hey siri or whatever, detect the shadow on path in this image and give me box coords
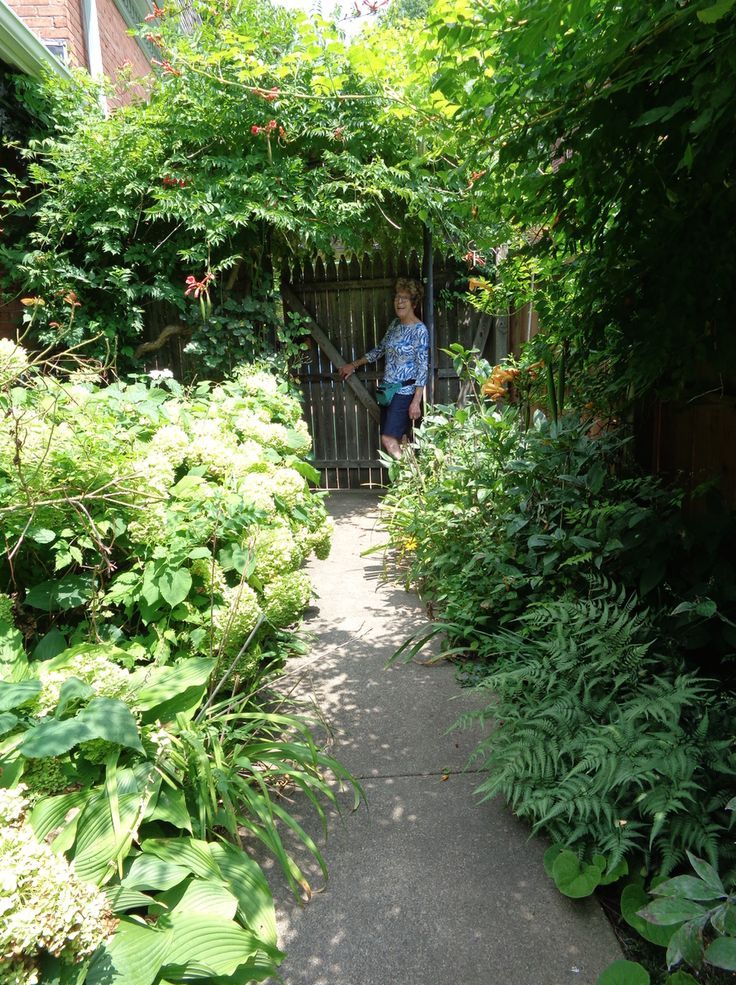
[260,490,621,985]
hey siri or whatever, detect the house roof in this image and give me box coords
[0,0,72,79]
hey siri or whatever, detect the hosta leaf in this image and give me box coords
[73,791,142,885]
[170,879,239,919]
[160,913,263,976]
[141,837,221,880]
[30,788,91,841]
[697,0,736,23]
[33,628,69,662]
[704,937,736,971]
[87,918,174,985]
[146,785,192,832]
[596,959,650,984]
[0,678,40,711]
[131,658,214,713]
[20,697,143,758]
[0,711,18,736]
[0,623,29,681]
[122,854,191,892]
[104,886,156,913]
[55,677,94,718]
[551,849,602,898]
[24,575,95,612]
[210,841,277,947]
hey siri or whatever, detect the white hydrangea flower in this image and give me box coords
[0,340,29,387]
[271,467,307,506]
[130,452,175,499]
[186,419,241,476]
[126,503,168,546]
[238,369,280,397]
[0,820,114,965]
[306,517,334,561]
[148,369,174,381]
[0,956,40,985]
[262,571,312,628]
[228,441,271,478]
[252,524,303,582]
[247,419,291,454]
[150,424,190,466]
[0,785,29,827]
[213,583,263,659]
[36,653,131,717]
[190,557,228,600]
[236,473,277,515]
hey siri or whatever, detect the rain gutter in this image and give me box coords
[0,0,72,79]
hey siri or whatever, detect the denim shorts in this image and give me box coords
[381,392,414,438]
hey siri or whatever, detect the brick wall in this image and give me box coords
[97,0,151,80]
[7,0,152,81]
[7,0,89,68]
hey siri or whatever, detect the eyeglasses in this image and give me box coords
[394,294,413,302]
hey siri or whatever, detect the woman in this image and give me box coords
[339,278,429,459]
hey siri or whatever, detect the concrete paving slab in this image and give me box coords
[262,489,622,984]
[268,776,618,985]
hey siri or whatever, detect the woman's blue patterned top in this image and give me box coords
[364,319,429,395]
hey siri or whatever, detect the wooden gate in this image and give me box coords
[282,252,503,489]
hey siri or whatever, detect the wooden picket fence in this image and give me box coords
[281,251,503,489]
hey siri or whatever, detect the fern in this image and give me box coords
[463,589,736,875]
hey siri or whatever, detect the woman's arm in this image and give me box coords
[339,334,387,380]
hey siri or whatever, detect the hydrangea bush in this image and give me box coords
[0,354,332,677]
[0,356,352,985]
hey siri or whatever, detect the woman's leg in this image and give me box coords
[380,394,412,459]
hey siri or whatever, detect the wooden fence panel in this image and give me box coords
[285,251,495,489]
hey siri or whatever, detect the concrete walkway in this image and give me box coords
[264,490,621,985]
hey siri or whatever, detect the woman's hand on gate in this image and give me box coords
[339,362,355,380]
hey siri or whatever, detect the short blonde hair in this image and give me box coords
[395,277,424,304]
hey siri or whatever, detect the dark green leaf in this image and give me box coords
[551,849,602,898]
[0,678,41,711]
[704,937,736,971]
[24,575,96,612]
[596,959,650,984]
[157,569,192,608]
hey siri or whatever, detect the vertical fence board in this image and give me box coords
[287,250,483,488]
